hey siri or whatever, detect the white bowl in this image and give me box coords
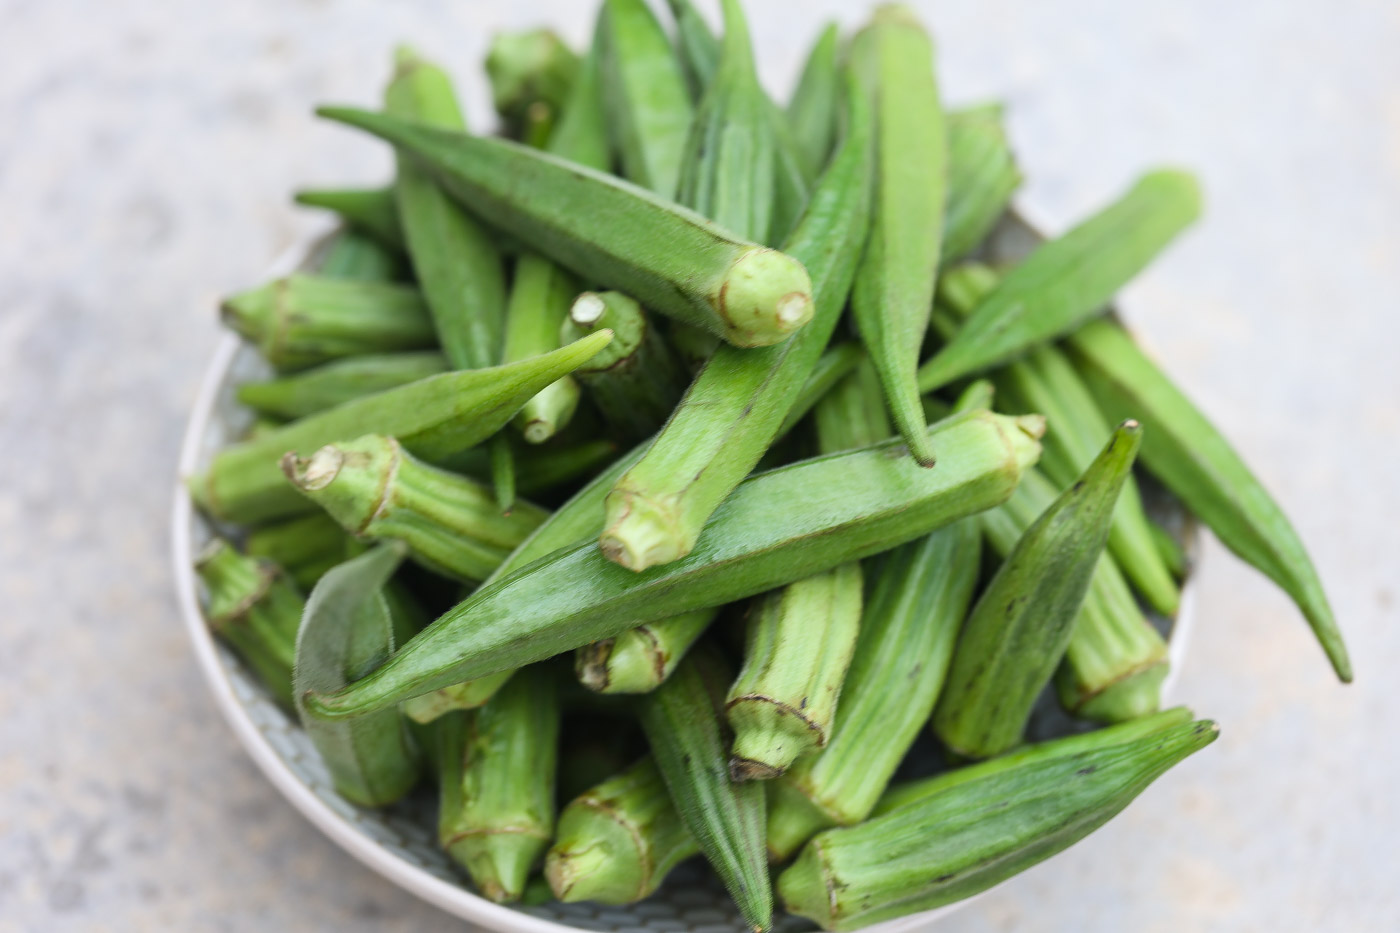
[171,218,1197,933]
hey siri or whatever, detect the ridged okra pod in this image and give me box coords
[786,24,842,181]
[319,107,813,349]
[293,544,422,807]
[938,262,1180,616]
[236,351,448,421]
[934,422,1142,759]
[316,229,405,282]
[294,187,404,250]
[980,466,1170,723]
[846,5,947,467]
[597,67,874,572]
[765,517,980,862]
[485,29,580,146]
[435,667,560,902]
[775,343,865,440]
[281,435,548,583]
[562,291,686,441]
[244,511,351,592]
[638,646,771,931]
[304,409,1042,719]
[221,275,436,372]
[1066,317,1352,682]
[941,104,1020,262]
[778,718,1219,930]
[576,608,718,695]
[545,756,699,904]
[195,539,304,710]
[188,330,612,524]
[917,169,1202,391]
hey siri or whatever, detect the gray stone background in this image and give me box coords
[2,0,1396,930]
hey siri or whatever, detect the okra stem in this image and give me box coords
[576,607,718,695]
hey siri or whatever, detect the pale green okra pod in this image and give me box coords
[485,28,580,146]
[236,351,449,421]
[294,187,404,250]
[576,607,718,695]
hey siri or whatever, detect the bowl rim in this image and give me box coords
[171,222,1197,933]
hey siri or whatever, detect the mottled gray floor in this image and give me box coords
[1,1,1397,931]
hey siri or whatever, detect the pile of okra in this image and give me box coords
[191,1,1350,929]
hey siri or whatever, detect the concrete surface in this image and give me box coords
[1,0,1397,930]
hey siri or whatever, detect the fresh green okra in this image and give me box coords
[598,67,873,571]
[1066,317,1351,682]
[319,108,813,349]
[813,356,893,453]
[189,330,613,524]
[727,562,862,781]
[545,756,699,904]
[221,275,437,372]
[293,544,422,807]
[776,343,865,440]
[435,667,560,903]
[576,608,718,695]
[236,351,449,421]
[304,409,1041,720]
[847,5,946,468]
[786,23,842,181]
[316,229,406,282]
[639,646,771,932]
[917,169,1202,391]
[561,291,686,441]
[940,104,1021,262]
[431,438,619,499]
[937,262,1180,616]
[244,511,351,592]
[765,517,981,862]
[778,718,1219,931]
[600,0,695,200]
[294,187,404,250]
[281,434,548,583]
[663,0,719,96]
[934,422,1142,759]
[195,539,304,710]
[485,29,580,146]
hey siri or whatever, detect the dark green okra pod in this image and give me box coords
[195,540,304,710]
[221,275,436,372]
[281,435,547,583]
[294,187,404,250]
[236,351,449,421]
[934,422,1143,759]
[305,409,1041,719]
[545,756,699,904]
[485,29,580,146]
[639,646,771,932]
[244,512,351,591]
[917,169,1202,391]
[598,66,874,571]
[1066,316,1352,682]
[778,718,1219,931]
[316,229,406,282]
[293,544,422,807]
[189,330,613,525]
[435,667,560,903]
[561,291,686,441]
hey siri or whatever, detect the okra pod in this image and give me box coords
[304,408,1041,719]
[319,107,814,349]
[638,646,771,932]
[934,422,1142,758]
[600,0,694,199]
[778,718,1218,930]
[917,169,1202,391]
[941,104,1021,262]
[244,511,351,592]
[189,330,613,524]
[316,228,406,282]
[561,291,686,441]
[436,667,560,902]
[485,29,580,146]
[220,275,437,372]
[598,66,874,571]
[786,24,841,181]
[938,262,1180,616]
[195,539,304,710]
[294,187,404,250]
[663,0,719,96]
[847,5,947,467]
[1066,317,1351,682]
[281,435,547,583]
[545,756,699,904]
[576,607,718,695]
[813,355,893,453]
[293,544,422,807]
[236,351,449,421]
[775,343,865,440]
[765,517,980,862]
